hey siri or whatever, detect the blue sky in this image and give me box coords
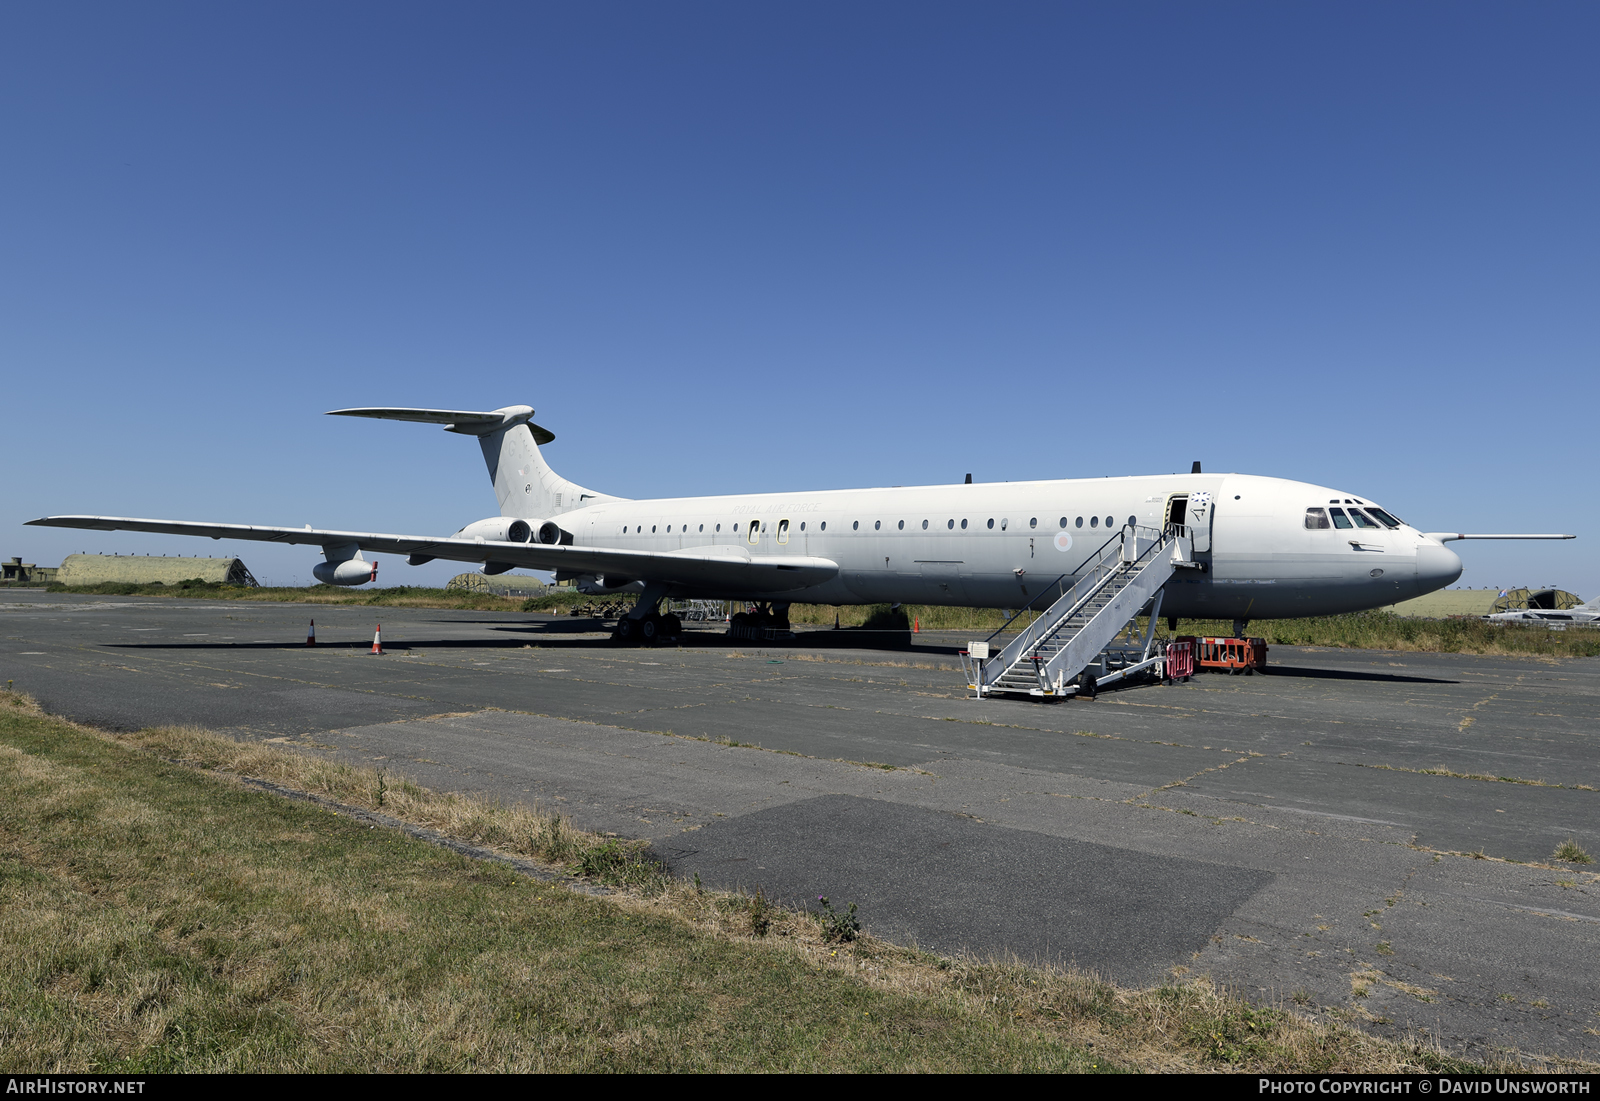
[4,2,1595,594]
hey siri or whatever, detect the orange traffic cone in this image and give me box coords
[913,617,920,633]
[369,623,384,655]
[306,619,316,646]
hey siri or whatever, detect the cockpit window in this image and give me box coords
[1304,508,1330,529]
[1364,507,1403,528]
[1328,507,1354,529]
[1347,508,1380,529]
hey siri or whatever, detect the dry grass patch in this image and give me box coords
[3,690,1592,1073]
[1553,839,1595,865]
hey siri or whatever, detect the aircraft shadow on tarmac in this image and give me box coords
[1257,664,1456,685]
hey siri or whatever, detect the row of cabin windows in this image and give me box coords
[620,514,1140,537]
[1304,504,1404,531]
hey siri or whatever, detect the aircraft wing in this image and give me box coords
[26,515,838,593]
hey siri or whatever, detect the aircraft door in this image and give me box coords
[747,520,763,546]
[1188,491,1213,553]
[1165,495,1189,532]
[776,518,790,546]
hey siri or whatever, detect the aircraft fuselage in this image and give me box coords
[560,472,1464,617]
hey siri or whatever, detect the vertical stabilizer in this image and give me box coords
[478,422,621,519]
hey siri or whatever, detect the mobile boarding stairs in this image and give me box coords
[959,523,1202,699]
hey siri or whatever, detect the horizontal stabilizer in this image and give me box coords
[327,406,555,444]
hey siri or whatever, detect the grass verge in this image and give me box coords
[4,691,1581,1073]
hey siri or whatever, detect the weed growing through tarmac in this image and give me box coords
[578,838,667,893]
[1553,838,1595,865]
[815,896,861,943]
[746,886,774,937]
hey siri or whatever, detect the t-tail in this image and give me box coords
[326,405,624,519]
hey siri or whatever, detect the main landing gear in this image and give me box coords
[614,611,683,645]
[611,582,682,647]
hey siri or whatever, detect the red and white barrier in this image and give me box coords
[1165,638,1195,681]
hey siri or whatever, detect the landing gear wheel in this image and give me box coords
[638,614,661,644]
[615,617,638,644]
[1077,669,1097,699]
[660,613,682,639]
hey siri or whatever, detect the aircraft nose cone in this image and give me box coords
[1416,542,1463,594]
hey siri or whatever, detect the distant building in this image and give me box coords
[446,572,549,597]
[1,557,58,586]
[1383,587,1583,618]
[54,554,258,587]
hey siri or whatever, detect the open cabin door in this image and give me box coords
[1166,492,1213,553]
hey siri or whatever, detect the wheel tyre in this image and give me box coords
[1078,670,1097,699]
[616,618,637,643]
[661,613,682,637]
[639,615,660,643]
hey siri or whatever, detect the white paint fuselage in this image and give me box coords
[559,472,1464,617]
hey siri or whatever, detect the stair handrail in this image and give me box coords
[982,574,1070,646]
[981,522,1135,647]
[985,524,1173,684]
[988,529,1140,675]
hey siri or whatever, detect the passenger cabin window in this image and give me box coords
[1328,508,1353,529]
[1365,507,1403,528]
[1090,516,1099,528]
[1305,508,1330,529]
[1348,509,1380,529]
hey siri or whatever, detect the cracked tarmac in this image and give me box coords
[3,590,1598,1062]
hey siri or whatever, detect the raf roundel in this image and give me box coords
[1053,532,1073,552]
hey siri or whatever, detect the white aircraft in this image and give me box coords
[29,404,1575,643]
[1485,596,1600,626]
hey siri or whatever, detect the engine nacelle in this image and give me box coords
[313,558,378,586]
[454,516,566,544]
[455,517,534,544]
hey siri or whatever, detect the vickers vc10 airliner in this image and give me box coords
[30,405,1573,643]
